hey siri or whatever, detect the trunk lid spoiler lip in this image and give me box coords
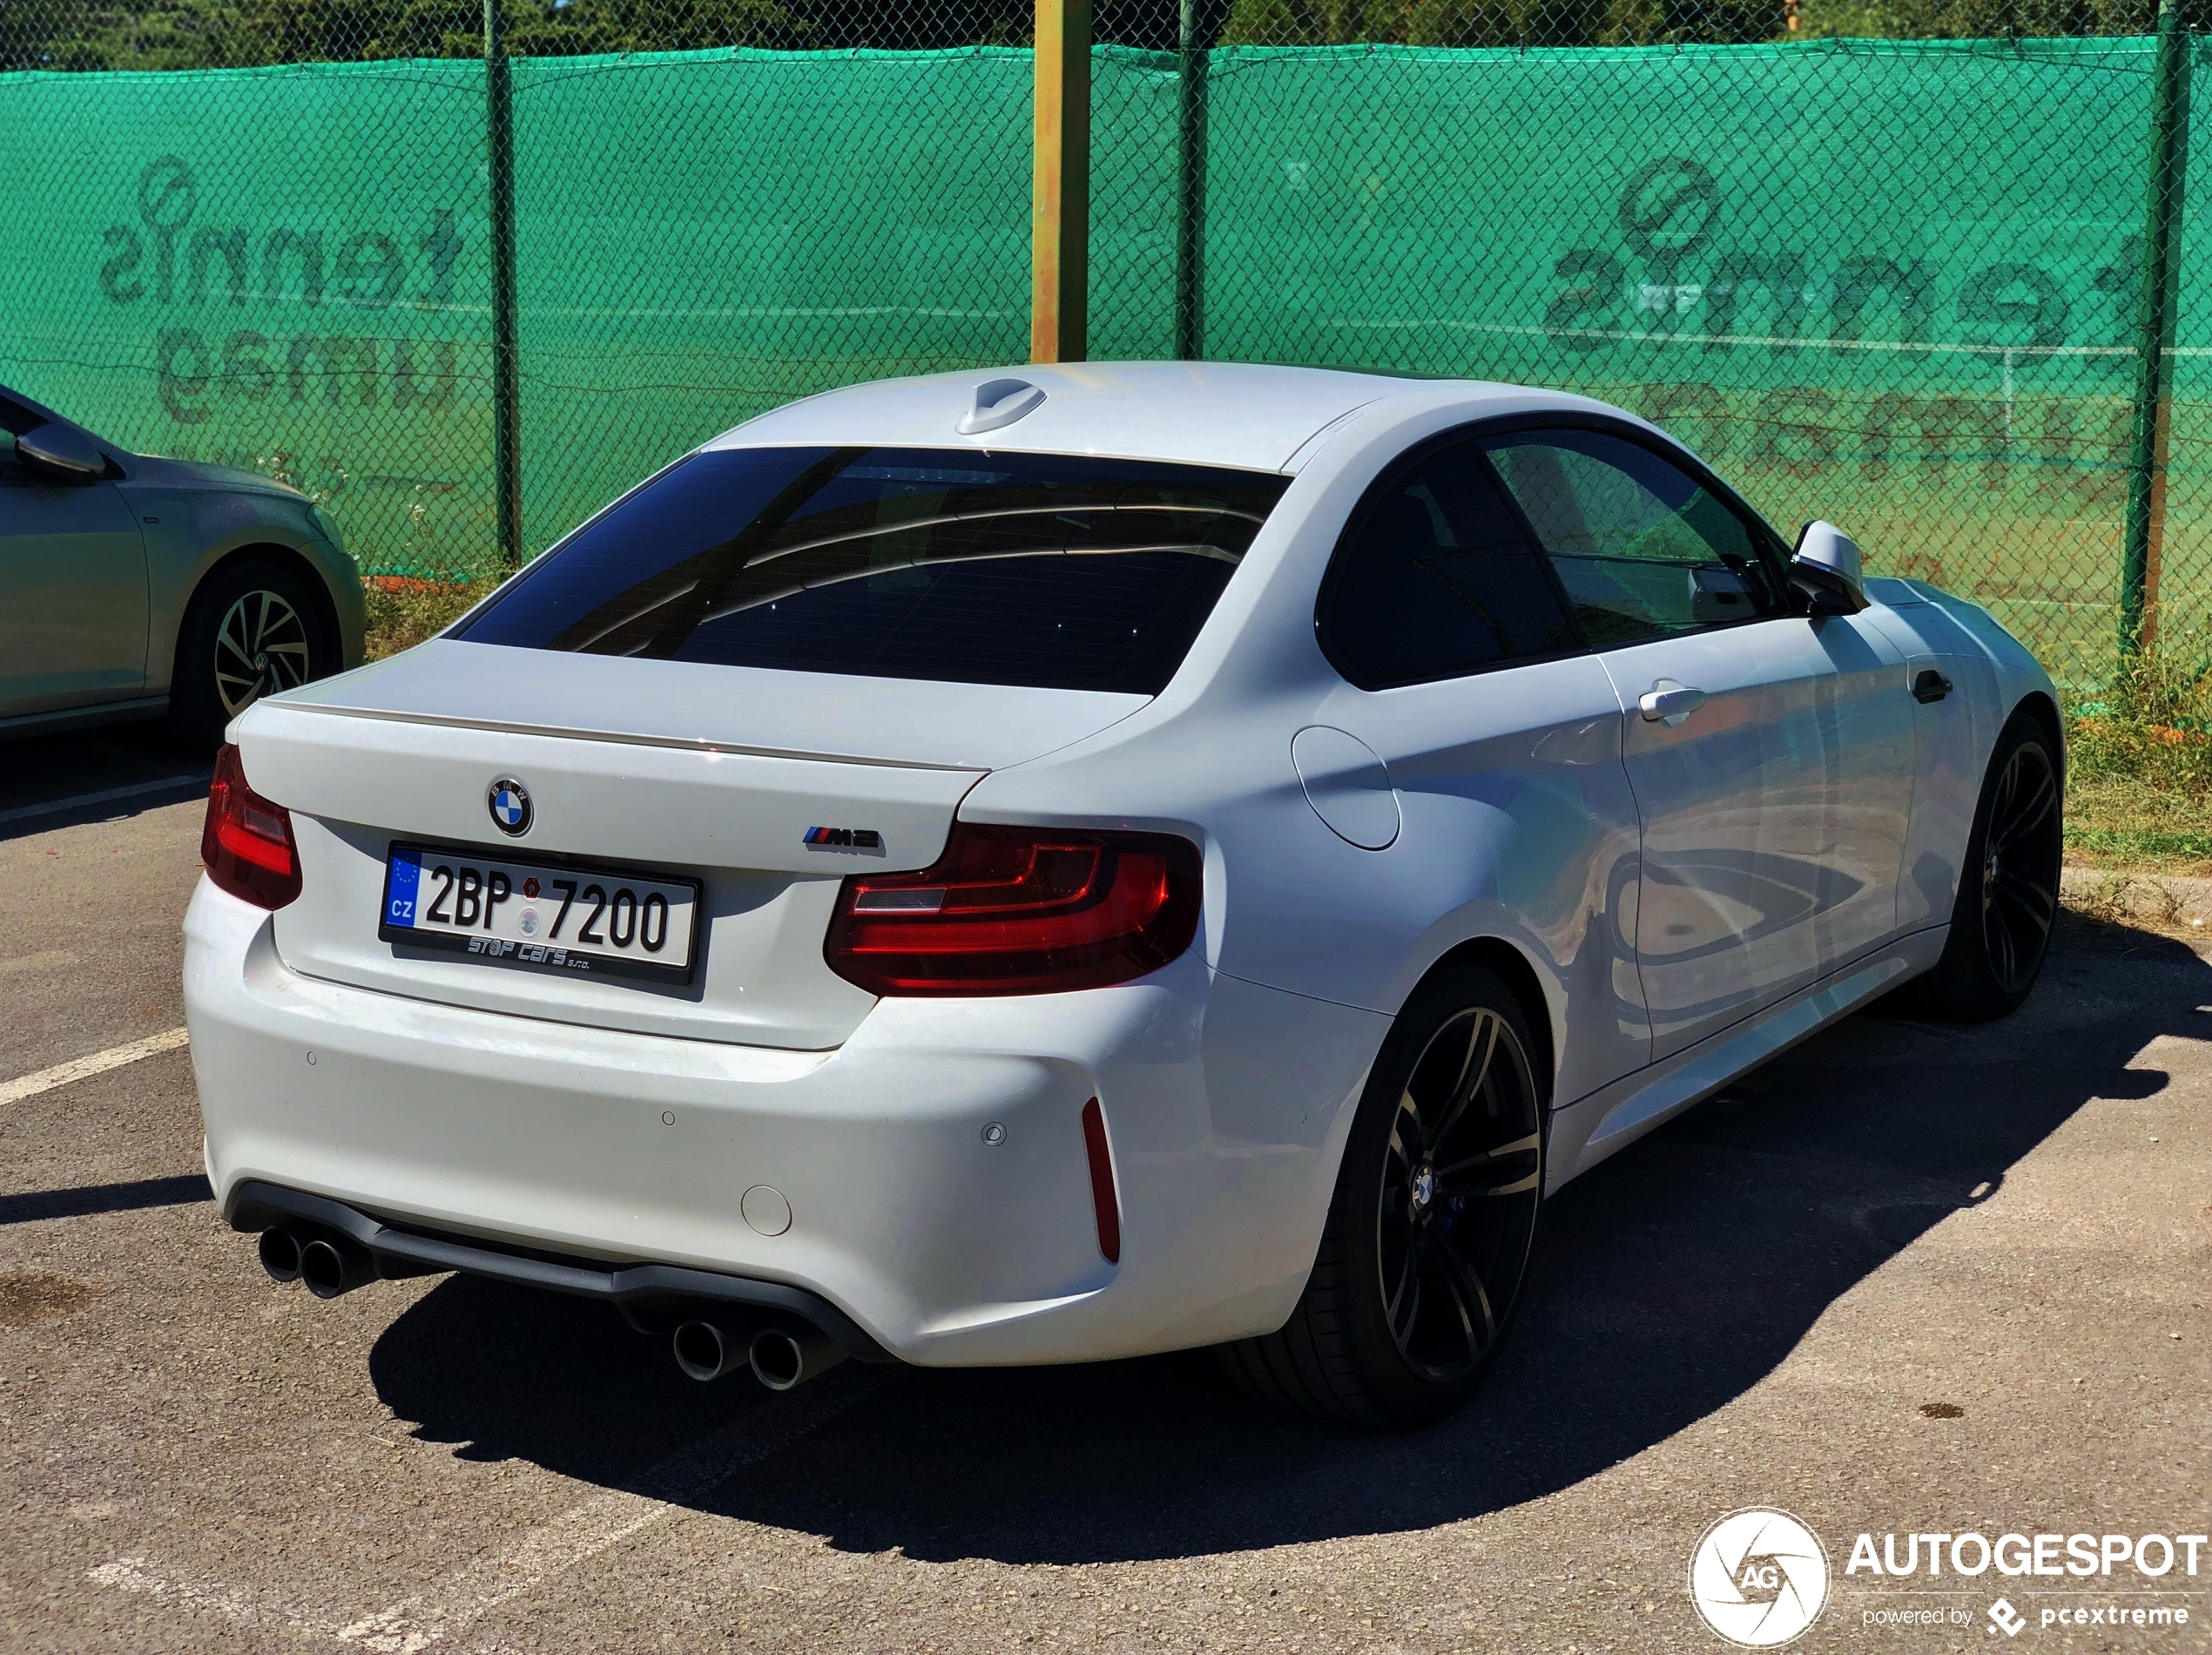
[255,639,1154,773]
[262,699,991,774]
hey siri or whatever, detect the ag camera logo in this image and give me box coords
[1690,1507,1831,1647]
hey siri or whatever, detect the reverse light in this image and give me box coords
[201,744,302,909]
[824,822,1202,996]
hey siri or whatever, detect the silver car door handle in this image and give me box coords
[1638,682,1709,726]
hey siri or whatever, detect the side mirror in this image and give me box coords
[1791,519,1866,614]
[17,422,108,483]
[1688,564,1754,625]
[1804,584,1858,617]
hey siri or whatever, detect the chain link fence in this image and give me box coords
[0,0,2198,684]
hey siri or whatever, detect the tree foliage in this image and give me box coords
[1216,0,2154,44]
[0,0,2167,71]
[2,0,1036,67]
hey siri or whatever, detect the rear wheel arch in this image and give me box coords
[1220,947,1551,1423]
[1414,936,1560,1113]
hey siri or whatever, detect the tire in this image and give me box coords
[1217,962,1547,1426]
[166,559,327,753]
[1906,708,2064,1021]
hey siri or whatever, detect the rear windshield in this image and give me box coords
[454,446,1291,695]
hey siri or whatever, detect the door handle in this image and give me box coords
[1638,681,1708,726]
[1912,668,1953,705]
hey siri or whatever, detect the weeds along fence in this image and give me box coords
[0,0,2202,685]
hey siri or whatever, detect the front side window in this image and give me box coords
[1317,442,1576,688]
[1483,429,1781,645]
[455,447,1290,696]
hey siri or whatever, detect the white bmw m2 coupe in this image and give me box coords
[185,363,2062,1424]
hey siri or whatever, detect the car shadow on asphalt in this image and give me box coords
[0,724,208,842]
[367,911,2209,1564]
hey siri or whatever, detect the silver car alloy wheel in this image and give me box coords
[213,588,313,718]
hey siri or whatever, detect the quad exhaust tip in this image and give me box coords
[261,1219,849,1380]
[258,1226,302,1284]
[671,1318,748,1383]
[748,1324,846,1392]
[672,1318,846,1391]
[259,1224,376,1299]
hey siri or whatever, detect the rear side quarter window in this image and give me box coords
[1316,440,1577,690]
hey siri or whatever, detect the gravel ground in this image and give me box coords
[0,730,2205,1654]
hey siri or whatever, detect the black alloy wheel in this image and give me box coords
[1377,1005,1543,1382]
[1905,709,2064,1021]
[1978,734,2062,998]
[1217,962,1547,1425]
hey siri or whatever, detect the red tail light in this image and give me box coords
[824,823,1203,996]
[201,744,301,910]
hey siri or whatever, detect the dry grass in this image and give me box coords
[2065,642,2212,877]
[363,577,482,661]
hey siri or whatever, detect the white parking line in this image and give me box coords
[89,1555,337,1638]
[0,1027,191,1107]
[0,949,79,977]
[0,773,208,826]
[339,1368,888,1652]
[89,1367,887,1651]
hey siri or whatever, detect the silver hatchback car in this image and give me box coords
[1,382,364,750]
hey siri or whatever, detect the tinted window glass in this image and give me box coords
[1483,430,1779,645]
[1318,442,1576,687]
[456,447,1289,695]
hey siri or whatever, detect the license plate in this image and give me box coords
[379,843,699,983]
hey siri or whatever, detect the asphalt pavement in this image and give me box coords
[0,731,2205,1653]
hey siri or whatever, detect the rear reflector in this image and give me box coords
[201,744,301,910]
[823,822,1202,996]
[1080,1098,1121,1265]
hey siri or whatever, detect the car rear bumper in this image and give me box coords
[185,877,1387,1366]
[225,1177,894,1358]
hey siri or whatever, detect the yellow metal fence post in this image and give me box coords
[1030,0,1090,363]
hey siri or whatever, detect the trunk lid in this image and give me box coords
[240,641,1146,1049]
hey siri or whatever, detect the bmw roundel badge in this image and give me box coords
[488,777,533,836]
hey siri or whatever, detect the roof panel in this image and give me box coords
[703,361,1536,472]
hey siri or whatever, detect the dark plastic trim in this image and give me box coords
[0,694,169,740]
[226,1179,894,1362]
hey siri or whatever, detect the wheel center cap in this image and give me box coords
[1411,1165,1436,1212]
